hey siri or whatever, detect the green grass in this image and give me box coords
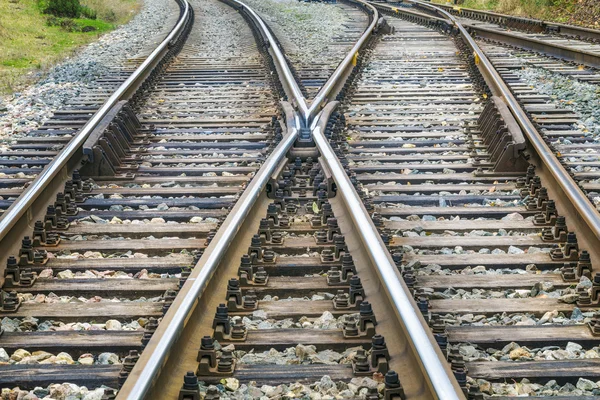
[0,0,140,95]
[433,0,577,22]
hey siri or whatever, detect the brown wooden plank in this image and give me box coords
[378,206,536,218]
[220,329,370,352]
[0,302,163,320]
[35,255,193,273]
[230,300,355,319]
[386,220,542,232]
[0,364,120,389]
[47,238,205,253]
[447,325,600,347]
[365,183,516,193]
[430,298,575,315]
[467,360,600,383]
[198,364,353,386]
[256,256,336,276]
[241,276,345,297]
[392,236,544,249]
[0,331,143,355]
[403,253,561,269]
[11,278,179,296]
[89,187,240,196]
[417,274,568,290]
[63,223,216,237]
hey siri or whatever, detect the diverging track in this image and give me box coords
[1,0,600,399]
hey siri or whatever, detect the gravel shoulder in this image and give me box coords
[0,0,179,140]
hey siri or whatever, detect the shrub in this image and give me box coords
[45,16,81,32]
[79,5,96,19]
[43,0,81,18]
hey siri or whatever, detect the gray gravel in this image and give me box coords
[237,0,363,74]
[185,0,257,58]
[199,375,384,398]
[0,0,178,140]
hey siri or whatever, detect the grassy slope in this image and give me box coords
[0,0,140,94]
[433,0,588,25]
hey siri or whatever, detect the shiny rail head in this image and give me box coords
[388,0,600,239]
[119,113,301,399]
[224,0,308,120]
[307,0,379,124]
[310,106,465,399]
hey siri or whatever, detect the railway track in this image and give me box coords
[1,0,600,398]
[379,3,600,218]
[400,0,600,69]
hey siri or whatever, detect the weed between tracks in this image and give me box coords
[0,0,140,95]
[433,0,600,27]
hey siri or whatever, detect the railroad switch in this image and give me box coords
[3,256,36,288]
[516,165,536,188]
[177,371,200,400]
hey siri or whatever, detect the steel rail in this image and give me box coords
[0,0,192,243]
[433,2,600,42]
[121,124,299,400]
[306,0,379,124]
[407,1,600,68]
[311,122,464,399]
[229,0,308,119]
[119,1,309,397]
[403,0,600,239]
